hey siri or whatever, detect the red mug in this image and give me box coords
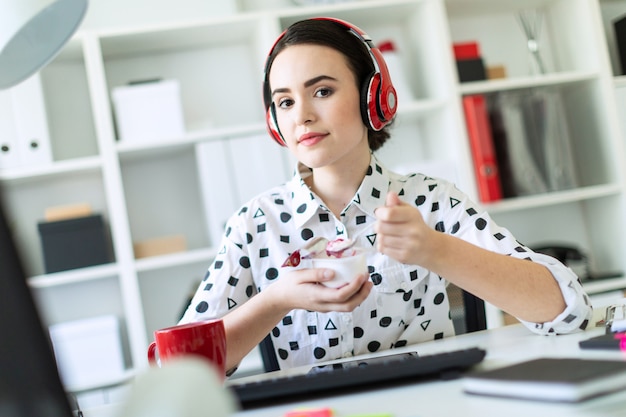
[147,319,226,378]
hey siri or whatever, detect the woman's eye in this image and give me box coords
[278,98,294,109]
[315,87,333,98]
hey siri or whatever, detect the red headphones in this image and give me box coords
[263,17,397,146]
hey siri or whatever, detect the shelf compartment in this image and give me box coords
[99,15,268,135]
[119,147,210,255]
[31,275,126,327]
[490,192,625,280]
[2,171,111,277]
[463,79,620,202]
[598,0,626,77]
[40,35,100,161]
[446,0,605,77]
[137,260,210,344]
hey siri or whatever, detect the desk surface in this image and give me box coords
[233,322,626,417]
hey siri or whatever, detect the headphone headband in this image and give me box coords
[263,17,397,146]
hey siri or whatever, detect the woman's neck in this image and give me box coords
[305,150,371,218]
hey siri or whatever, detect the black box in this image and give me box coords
[456,58,487,82]
[38,215,112,273]
[614,15,626,75]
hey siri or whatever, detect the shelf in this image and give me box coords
[615,75,626,88]
[65,369,135,395]
[134,247,217,273]
[115,123,266,161]
[28,263,120,289]
[396,98,449,119]
[458,70,599,95]
[0,156,102,184]
[483,183,623,214]
[583,276,626,295]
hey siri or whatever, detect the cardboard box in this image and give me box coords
[38,214,112,273]
[49,315,125,389]
[133,234,187,259]
[44,202,93,222]
[112,79,185,142]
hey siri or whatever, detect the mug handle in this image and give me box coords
[148,341,159,366]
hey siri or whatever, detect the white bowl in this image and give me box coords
[312,252,368,288]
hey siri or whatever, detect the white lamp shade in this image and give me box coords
[0,0,88,89]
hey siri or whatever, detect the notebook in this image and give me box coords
[229,347,486,409]
[0,196,77,417]
[463,357,626,402]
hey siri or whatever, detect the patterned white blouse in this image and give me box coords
[180,154,593,370]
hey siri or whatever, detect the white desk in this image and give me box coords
[233,322,626,417]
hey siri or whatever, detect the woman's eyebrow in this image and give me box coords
[303,74,337,88]
[271,75,338,98]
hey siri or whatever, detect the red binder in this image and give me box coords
[462,95,502,202]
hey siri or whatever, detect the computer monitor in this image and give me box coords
[0,193,75,417]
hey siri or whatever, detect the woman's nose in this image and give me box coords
[293,101,315,125]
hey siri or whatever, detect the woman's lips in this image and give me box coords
[298,132,327,146]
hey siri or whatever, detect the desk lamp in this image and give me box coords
[0,0,88,89]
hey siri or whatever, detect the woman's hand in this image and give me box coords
[374,191,440,266]
[265,267,373,314]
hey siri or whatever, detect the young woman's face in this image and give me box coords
[268,44,369,169]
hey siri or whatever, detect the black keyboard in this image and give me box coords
[229,347,486,409]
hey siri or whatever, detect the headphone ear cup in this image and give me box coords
[266,104,286,146]
[362,73,385,131]
[360,74,373,129]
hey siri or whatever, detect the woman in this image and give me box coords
[180,18,592,374]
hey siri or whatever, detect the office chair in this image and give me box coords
[258,284,487,373]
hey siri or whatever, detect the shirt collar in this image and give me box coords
[287,154,391,228]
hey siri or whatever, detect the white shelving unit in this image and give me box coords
[1,0,625,391]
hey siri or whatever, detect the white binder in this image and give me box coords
[226,134,291,205]
[10,73,53,168]
[195,139,239,247]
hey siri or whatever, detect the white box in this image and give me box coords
[49,315,126,390]
[112,79,185,142]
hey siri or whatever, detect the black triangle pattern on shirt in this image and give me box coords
[254,208,265,218]
[325,319,337,331]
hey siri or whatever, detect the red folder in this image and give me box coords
[462,95,502,202]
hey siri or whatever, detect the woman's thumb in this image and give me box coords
[385,191,402,207]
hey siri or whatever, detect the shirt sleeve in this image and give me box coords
[423,179,593,335]
[179,213,257,324]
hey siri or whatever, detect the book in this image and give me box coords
[489,92,548,197]
[462,94,502,203]
[463,357,626,402]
